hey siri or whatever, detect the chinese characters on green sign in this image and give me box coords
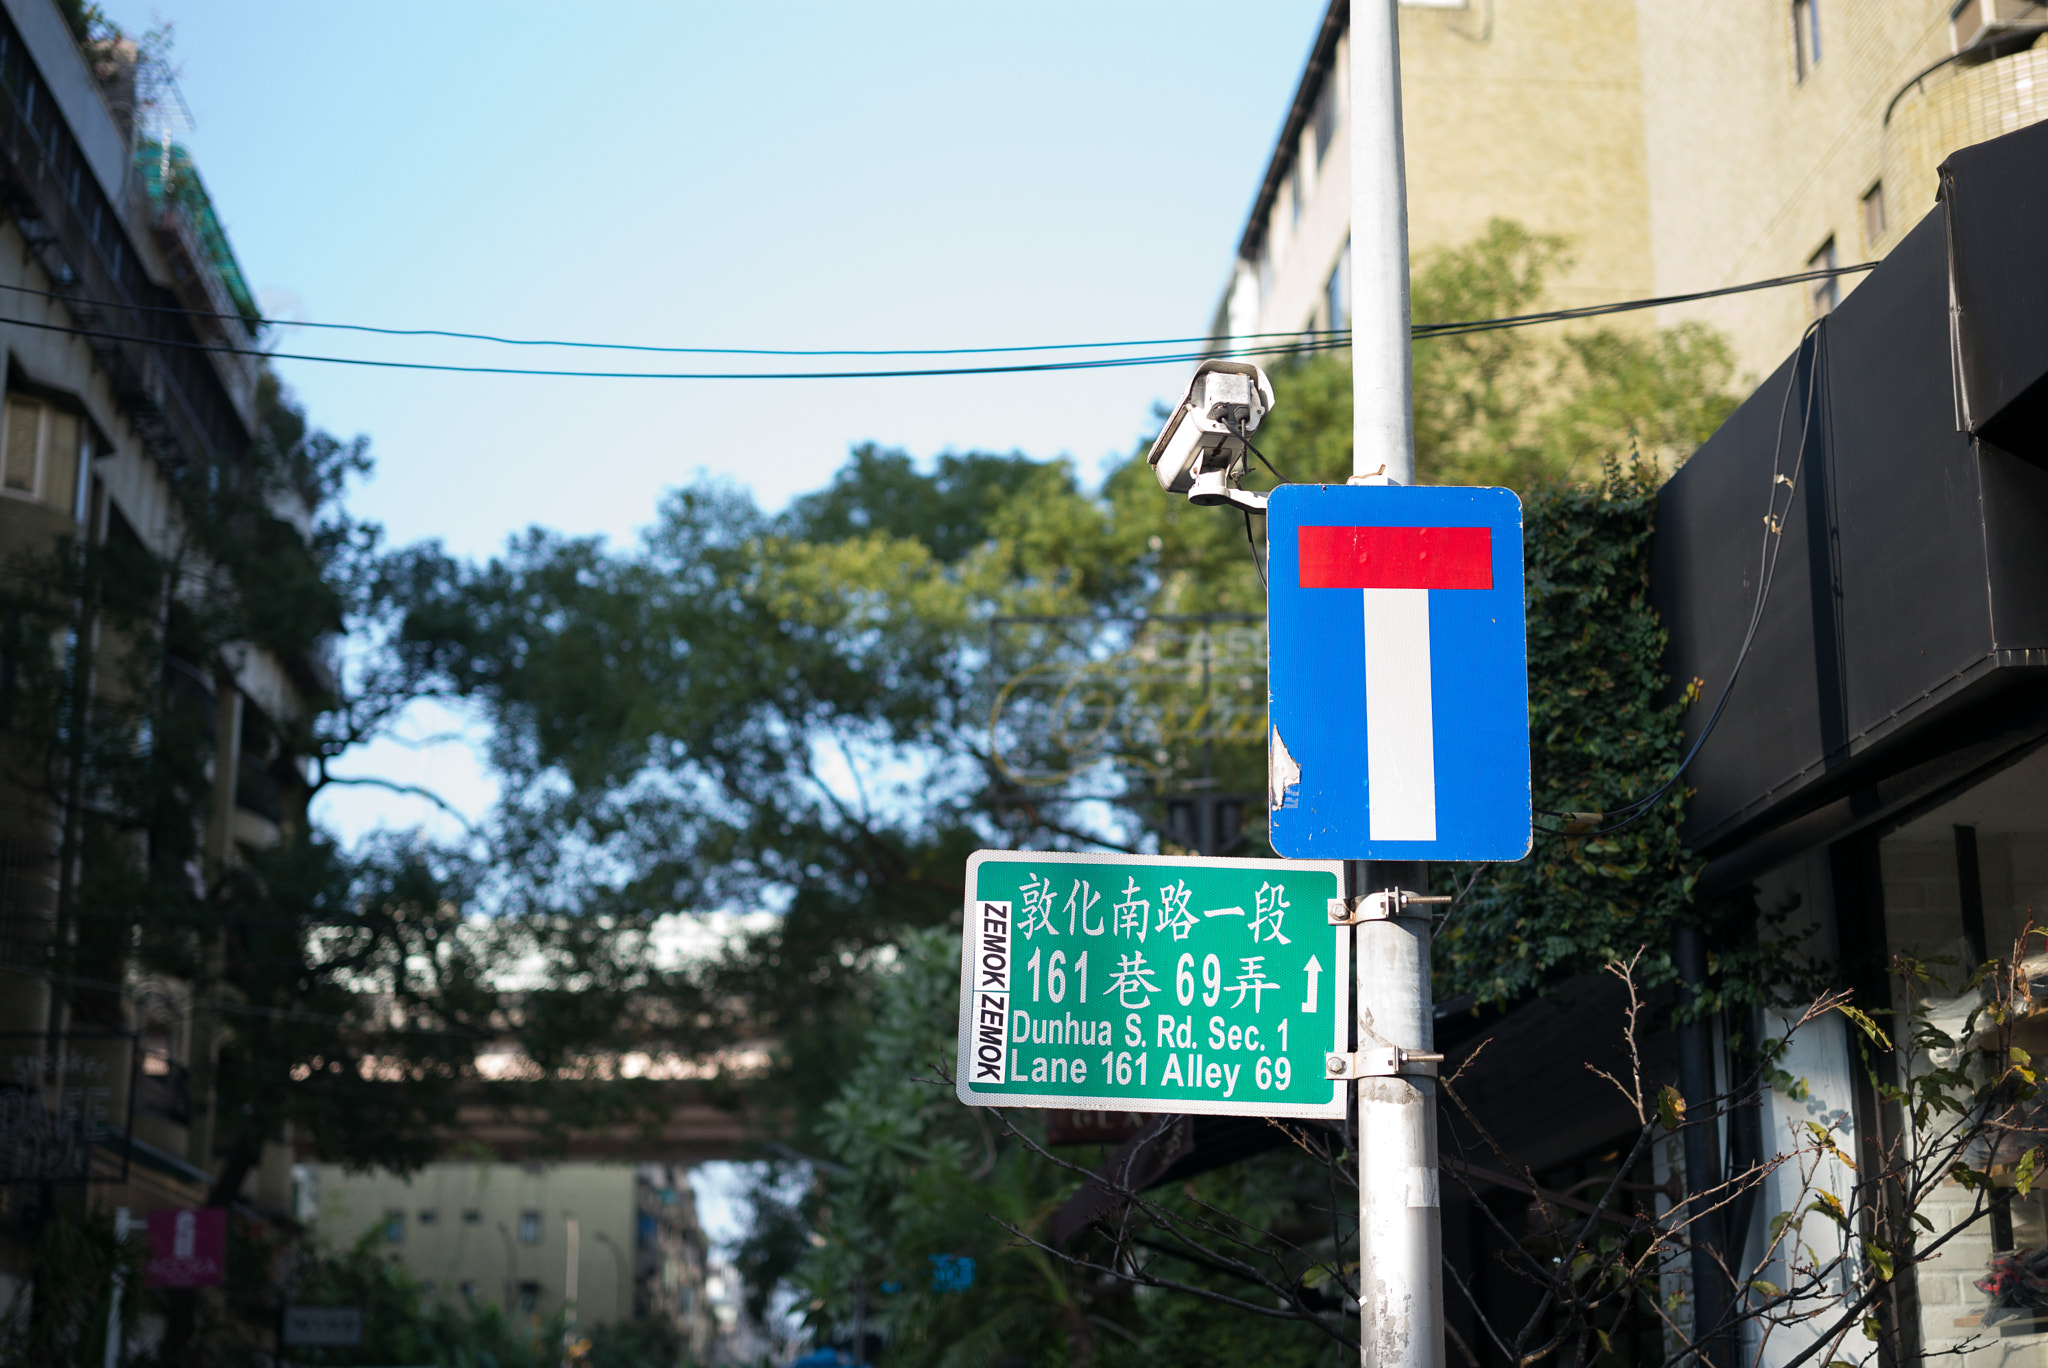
[955,851,1346,1119]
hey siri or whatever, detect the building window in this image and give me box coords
[1289,156,1306,230]
[1326,238,1351,334]
[420,1280,437,1299]
[1792,0,1822,79]
[417,1208,437,1226]
[515,1281,541,1314]
[458,1279,478,1301]
[1,395,81,516]
[1312,75,1339,166]
[383,1209,405,1244]
[518,1210,542,1244]
[1862,183,1886,245]
[1809,238,1840,318]
[462,1208,482,1225]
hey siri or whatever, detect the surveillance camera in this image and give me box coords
[1146,359,1276,515]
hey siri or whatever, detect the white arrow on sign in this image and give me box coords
[1301,954,1323,1013]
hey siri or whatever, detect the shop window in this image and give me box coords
[1,395,81,516]
[1879,744,2048,1335]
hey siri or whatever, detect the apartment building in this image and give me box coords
[1226,0,2048,384]
[0,0,315,1302]
[310,1160,720,1352]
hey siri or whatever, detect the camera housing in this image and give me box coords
[1146,359,1276,514]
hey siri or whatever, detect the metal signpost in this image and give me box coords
[955,851,1346,1119]
[952,13,1528,1368]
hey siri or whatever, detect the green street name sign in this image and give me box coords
[954,850,1347,1119]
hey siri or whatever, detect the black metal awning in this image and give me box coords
[1652,118,2048,886]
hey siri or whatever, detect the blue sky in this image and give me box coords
[103,1,1326,556]
[95,1,1328,840]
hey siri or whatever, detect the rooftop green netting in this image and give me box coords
[135,139,260,327]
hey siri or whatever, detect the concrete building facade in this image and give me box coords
[0,0,315,1329]
[1224,0,2048,386]
[310,1160,720,1353]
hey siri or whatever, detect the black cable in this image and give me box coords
[1223,413,1293,486]
[0,276,1350,358]
[0,308,1353,380]
[1411,262,1875,341]
[0,260,1878,364]
[1243,509,1267,590]
[1244,436,1292,485]
[1534,320,1827,841]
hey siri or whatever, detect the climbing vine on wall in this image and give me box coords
[1437,456,1705,1005]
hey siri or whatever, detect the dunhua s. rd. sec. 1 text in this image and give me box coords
[954,851,1345,1119]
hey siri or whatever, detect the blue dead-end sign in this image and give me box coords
[1266,484,1531,862]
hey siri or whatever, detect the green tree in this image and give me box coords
[370,217,1748,1359]
[1409,219,1738,487]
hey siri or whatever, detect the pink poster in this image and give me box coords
[144,1208,226,1287]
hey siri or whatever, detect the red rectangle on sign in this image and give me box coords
[1297,525,1492,590]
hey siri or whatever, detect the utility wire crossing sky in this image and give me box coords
[2,262,1875,381]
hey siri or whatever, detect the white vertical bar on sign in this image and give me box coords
[1362,588,1436,841]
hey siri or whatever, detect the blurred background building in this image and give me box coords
[306,1159,720,1352]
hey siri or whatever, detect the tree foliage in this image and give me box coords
[362,219,1751,1364]
[1436,457,1703,1006]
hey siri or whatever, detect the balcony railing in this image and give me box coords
[0,8,249,469]
[1884,32,2048,228]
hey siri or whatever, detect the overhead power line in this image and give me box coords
[0,277,1341,358]
[1409,262,1874,339]
[0,309,1352,379]
[0,262,1878,378]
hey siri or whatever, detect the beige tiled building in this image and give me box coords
[1224,0,2048,386]
[311,1159,720,1352]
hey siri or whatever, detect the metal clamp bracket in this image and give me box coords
[1326,890,1453,925]
[1326,1047,1445,1079]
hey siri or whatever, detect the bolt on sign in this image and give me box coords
[955,851,1346,1119]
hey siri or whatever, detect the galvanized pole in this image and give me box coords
[1351,4,1439,1367]
[1352,862,1440,1368]
[1351,0,1415,488]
